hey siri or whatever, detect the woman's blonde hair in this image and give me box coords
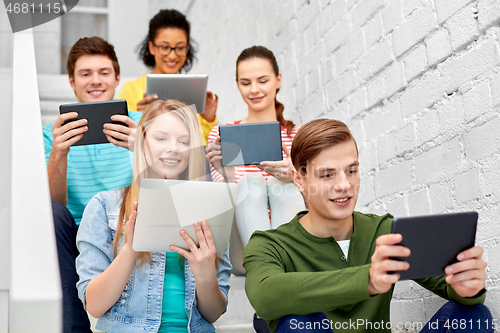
[113,100,206,261]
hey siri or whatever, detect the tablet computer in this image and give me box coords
[219,122,282,167]
[133,179,238,253]
[146,74,208,113]
[59,100,129,146]
[390,211,478,280]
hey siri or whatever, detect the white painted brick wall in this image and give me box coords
[154,0,500,323]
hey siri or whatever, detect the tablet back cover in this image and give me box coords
[59,100,128,146]
[391,211,477,280]
[219,122,282,166]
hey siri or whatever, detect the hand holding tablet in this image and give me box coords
[59,100,131,146]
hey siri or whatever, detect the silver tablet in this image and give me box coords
[146,74,208,113]
[133,179,238,253]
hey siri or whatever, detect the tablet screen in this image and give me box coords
[219,122,282,166]
[59,100,129,146]
[390,211,477,280]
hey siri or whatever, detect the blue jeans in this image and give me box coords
[52,200,92,333]
[276,301,493,333]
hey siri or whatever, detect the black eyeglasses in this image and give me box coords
[152,43,189,56]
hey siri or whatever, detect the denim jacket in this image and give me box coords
[76,190,232,333]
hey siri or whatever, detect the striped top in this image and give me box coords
[43,111,142,224]
[207,121,299,183]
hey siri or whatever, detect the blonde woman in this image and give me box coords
[76,100,231,333]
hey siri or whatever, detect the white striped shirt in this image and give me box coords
[208,121,299,183]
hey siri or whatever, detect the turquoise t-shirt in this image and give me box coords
[43,111,142,224]
[158,253,188,333]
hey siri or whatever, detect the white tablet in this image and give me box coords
[133,179,238,253]
[146,74,208,113]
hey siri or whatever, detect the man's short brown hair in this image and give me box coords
[66,36,120,78]
[291,118,358,175]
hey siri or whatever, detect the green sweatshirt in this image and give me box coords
[243,211,486,333]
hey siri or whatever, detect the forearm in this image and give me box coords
[415,277,486,305]
[245,265,372,320]
[195,274,227,323]
[47,151,68,205]
[85,245,137,318]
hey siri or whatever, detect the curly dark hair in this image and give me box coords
[137,9,196,73]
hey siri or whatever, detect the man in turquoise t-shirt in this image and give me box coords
[44,36,141,333]
[244,119,491,333]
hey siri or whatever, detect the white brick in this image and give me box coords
[304,21,320,50]
[306,67,320,95]
[345,0,357,11]
[320,57,335,86]
[440,37,500,94]
[385,194,406,218]
[455,168,482,203]
[402,0,426,17]
[334,43,351,74]
[416,110,439,146]
[276,0,296,22]
[434,0,474,24]
[358,38,394,82]
[294,33,308,62]
[408,188,432,216]
[436,95,465,134]
[364,15,384,50]
[392,3,438,57]
[400,70,443,117]
[327,69,359,104]
[318,3,333,36]
[360,140,378,171]
[296,77,307,105]
[414,138,462,184]
[422,296,448,322]
[483,157,500,204]
[297,1,321,32]
[349,87,367,117]
[349,0,384,31]
[349,119,365,147]
[301,90,327,123]
[490,72,500,106]
[403,43,428,82]
[349,29,365,62]
[429,181,455,213]
[463,116,500,161]
[446,5,480,51]
[384,61,406,97]
[478,0,500,31]
[364,101,402,141]
[377,132,397,166]
[330,0,346,24]
[275,20,299,56]
[358,174,375,207]
[395,121,416,154]
[331,99,351,124]
[299,42,324,77]
[425,28,452,66]
[376,160,413,197]
[462,80,492,122]
[324,17,352,55]
[366,74,385,108]
[382,0,403,34]
[282,89,298,123]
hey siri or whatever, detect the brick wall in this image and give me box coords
[153,0,500,323]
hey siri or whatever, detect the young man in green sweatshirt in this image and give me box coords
[243,118,491,333]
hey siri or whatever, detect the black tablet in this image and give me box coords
[390,211,478,280]
[219,122,282,167]
[59,100,129,146]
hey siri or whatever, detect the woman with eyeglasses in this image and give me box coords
[118,9,218,144]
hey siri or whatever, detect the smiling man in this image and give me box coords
[42,37,141,332]
[243,119,492,333]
